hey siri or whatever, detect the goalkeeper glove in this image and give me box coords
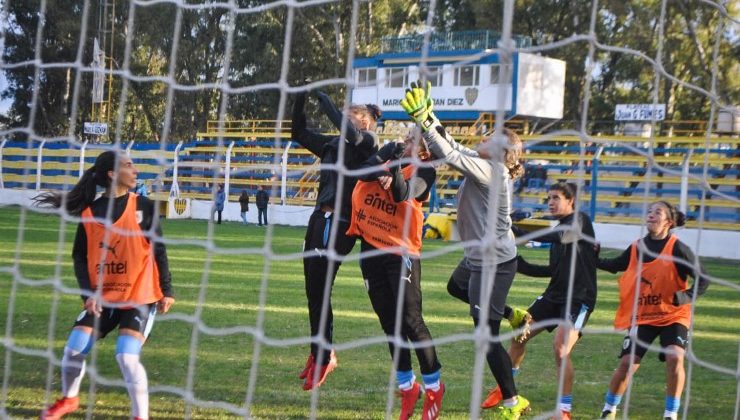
[400,80,435,131]
[375,141,406,162]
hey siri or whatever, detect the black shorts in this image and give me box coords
[73,304,157,339]
[527,296,592,333]
[619,323,689,361]
[449,257,517,321]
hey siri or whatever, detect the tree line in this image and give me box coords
[1,0,737,142]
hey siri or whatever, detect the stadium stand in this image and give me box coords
[1,119,737,230]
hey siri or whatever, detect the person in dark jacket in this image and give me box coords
[291,90,379,390]
[481,182,597,419]
[213,184,226,224]
[255,186,268,226]
[239,190,250,225]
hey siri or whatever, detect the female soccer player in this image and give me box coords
[347,129,443,420]
[35,150,174,420]
[481,182,598,420]
[291,90,379,390]
[597,201,709,420]
[401,82,530,419]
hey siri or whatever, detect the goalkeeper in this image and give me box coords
[291,90,380,390]
[35,150,174,420]
[401,82,530,418]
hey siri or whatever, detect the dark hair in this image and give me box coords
[34,150,119,216]
[365,104,382,121]
[549,182,578,202]
[653,201,686,228]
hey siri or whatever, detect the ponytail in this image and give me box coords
[654,200,686,228]
[33,150,119,216]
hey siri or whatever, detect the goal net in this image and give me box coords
[0,0,738,419]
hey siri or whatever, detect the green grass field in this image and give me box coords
[0,207,737,419]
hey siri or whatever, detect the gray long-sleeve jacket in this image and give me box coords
[423,120,517,265]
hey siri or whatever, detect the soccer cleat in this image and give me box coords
[600,409,616,419]
[551,410,571,420]
[40,396,80,420]
[302,350,337,390]
[493,395,530,420]
[298,353,314,379]
[421,382,444,420]
[508,307,532,343]
[481,385,503,409]
[398,382,421,420]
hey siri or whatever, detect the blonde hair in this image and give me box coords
[501,128,524,179]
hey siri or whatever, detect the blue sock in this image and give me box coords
[605,391,622,406]
[422,370,441,391]
[511,367,520,377]
[396,370,415,390]
[559,394,573,412]
[665,396,680,413]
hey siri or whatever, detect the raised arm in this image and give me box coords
[422,121,493,184]
[291,92,333,156]
[315,91,371,148]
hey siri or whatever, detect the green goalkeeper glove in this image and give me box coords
[401,80,435,130]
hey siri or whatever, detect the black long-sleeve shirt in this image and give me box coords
[598,234,709,304]
[72,194,173,301]
[291,92,378,221]
[357,142,436,203]
[514,212,598,309]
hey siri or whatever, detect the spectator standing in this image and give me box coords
[213,184,225,224]
[239,189,250,225]
[256,185,269,226]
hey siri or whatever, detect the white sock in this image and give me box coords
[663,410,678,420]
[116,353,149,419]
[504,397,518,408]
[61,346,86,398]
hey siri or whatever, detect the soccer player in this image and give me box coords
[34,150,174,420]
[401,82,530,419]
[291,90,379,390]
[597,201,709,420]
[347,129,443,420]
[481,182,598,420]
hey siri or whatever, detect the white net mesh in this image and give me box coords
[0,0,738,419]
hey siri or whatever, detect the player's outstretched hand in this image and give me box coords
[401,80,434,129]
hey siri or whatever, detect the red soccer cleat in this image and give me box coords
[298,353,314,379]
[40,396,79,420]
[551,410,572,420]
[302,350,337,390]
[481,385,503,409]
[421,382,444,420]
[398,382,421,420]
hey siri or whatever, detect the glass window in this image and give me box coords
[418,66,443,87]
[386,67,407,88]
[357,68,377,87]
[490,64,512,85]
[454,65,479,86]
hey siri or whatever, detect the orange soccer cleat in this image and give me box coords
[40,396,80,420]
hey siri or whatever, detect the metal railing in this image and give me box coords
[380,30,532,54]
